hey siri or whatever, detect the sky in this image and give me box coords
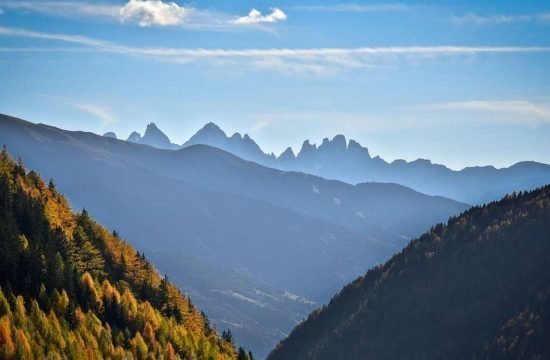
[0,0,549,169]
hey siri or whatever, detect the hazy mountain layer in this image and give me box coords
[0,113,467,357]
[269,186,550,360]
[180,122,550,204]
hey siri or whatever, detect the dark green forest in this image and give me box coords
[0,147,251,359]
[269,184,550,359]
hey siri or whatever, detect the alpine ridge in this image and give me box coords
[174,122,550,204]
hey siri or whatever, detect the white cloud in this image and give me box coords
[119,0,187,27]
[233,8,287,25]
[452,12,550,25]
[0,1,286,30]
[1,26,550,74]
[422,100,550,125]
[290,3,411,12]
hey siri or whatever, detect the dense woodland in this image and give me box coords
[269,185,550,359]
[0,147,252,359]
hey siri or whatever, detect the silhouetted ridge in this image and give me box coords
[268,186,550,360]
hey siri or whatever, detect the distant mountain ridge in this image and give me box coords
[183,122,276,165]
[126,123,181,150]
[268,186,550,360]
[121,121,550,204]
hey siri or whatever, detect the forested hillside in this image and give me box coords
[269,186,550,360]
[0,147,247,359]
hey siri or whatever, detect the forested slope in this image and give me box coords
[269,186,550,360]
[0,147,246,359]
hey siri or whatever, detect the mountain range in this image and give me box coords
[115,122,550,205]
[269,186,550,359]
[0,113,468,358]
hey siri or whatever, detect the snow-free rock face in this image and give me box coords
[278,147,296,167]
[186,122,228,146]
[183,122,276,166]
[102,132,117,139]
[126,131,142,143]
[125,124,180,149]
[141,123,179,149]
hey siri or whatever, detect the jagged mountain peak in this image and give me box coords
[203,121,224,132]
[141,122,175,149]
[319,134,347,152]
[347,139,370,157]
[280,147,296,159]
[144,122,166,137]
[199,122,227,137]
[125,123,179,149]
[299,139,317,155]
[127,131,142,143]
[186,122,228,146]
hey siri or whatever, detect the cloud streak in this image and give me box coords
[43,95,117,126]
[0,1,285,29]
[290,3,411,12]
[452,12,550,25]
[1,26,550,74]
[0,1,120,19]
[73,102,117,126]
[422,100,550,124]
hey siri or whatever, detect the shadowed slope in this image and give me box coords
[269,186,550,360]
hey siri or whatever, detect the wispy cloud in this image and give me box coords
[0,1,120,19]
[421,100,550,125]
[233,8,287,25]
[452,12,550,25]
[290,3,411,12]
[44,95,117,126]
[1,26,550,74]
[0,0,286,30]
[73,102,117,126]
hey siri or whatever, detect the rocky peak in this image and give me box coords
[102,132,117,139]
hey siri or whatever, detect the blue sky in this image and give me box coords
[0,0,549,169]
